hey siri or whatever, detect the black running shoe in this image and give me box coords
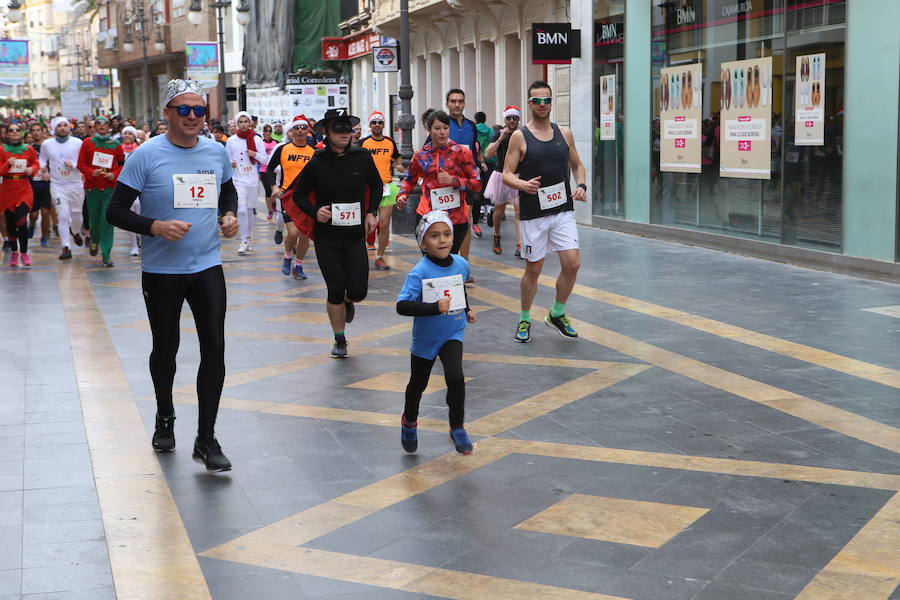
[274,230,283,245]
[73,232,83,247]
[58,247,72,260]
[152,414,176,452]
[331,340,348,359]
[545,314,578,338]
[102,259,114,268]
[89,243,98,256]
[345,300,355,323]
[193,436,232,472]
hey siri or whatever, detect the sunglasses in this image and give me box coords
[167,104,207,117]
[505,116,520,120]
[330,122,354,134]
[529,97,552,105]
[370,120,384,125]
[293,125,309,131]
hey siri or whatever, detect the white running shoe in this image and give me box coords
[237,241,249,255]
[130,247,140,256]
[246,238,253,253]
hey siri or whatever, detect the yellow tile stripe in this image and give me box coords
[468,254,900,390]
[467,286,900,455]
[58,269,211,600]
[796,492,900,599]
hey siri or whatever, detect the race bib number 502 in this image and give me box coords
[173,174,218,209]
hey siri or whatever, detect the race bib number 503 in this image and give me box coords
[173,174,218,209]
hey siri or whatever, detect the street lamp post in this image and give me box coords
[188,0,250,123]
[122,2,162,127]
[397,0,414,166]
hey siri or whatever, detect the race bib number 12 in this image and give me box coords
[173,174,218,209]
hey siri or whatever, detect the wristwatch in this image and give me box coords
[577,183,587,191]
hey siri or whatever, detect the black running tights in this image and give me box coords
[314,235,370,305]
[141,265,226,437]
[5,204,29,253]
[403,340,465,429]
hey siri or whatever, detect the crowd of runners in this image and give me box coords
[1,77,587,470]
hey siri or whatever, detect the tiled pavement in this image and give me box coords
[0,213,898,600]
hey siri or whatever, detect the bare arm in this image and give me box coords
[501,130,526,190]
[484,130,508,160]
[561,126,587,201]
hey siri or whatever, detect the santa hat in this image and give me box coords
[50,116,69,132]
[368,111,385,123]
[290,114,311,130]
[503,105,521,119]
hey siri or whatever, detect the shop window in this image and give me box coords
[649,0,846,253]
[593,1,625,218]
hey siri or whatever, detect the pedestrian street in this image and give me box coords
[1,217,898,600]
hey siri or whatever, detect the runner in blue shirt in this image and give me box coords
[107,79,239,472]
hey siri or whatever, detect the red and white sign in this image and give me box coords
[322,32,381,61]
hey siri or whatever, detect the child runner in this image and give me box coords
[396,210,477,455]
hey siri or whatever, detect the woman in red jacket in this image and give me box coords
[396,110,481,256]
[0,123,40,267]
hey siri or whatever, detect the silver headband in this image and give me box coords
[164,79,206,106]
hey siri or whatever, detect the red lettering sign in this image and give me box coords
[805,121,814,128]
[738,116,751,122]
[675,138,686,148]
[675,116,685,122]
[738,141,752,151]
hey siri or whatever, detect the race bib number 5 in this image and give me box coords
[422,274,466,312]
[538,181,568,211]
[430,186,461,211]
[331,202,361,226]
[92,151,113,169]
[173,174,218,209]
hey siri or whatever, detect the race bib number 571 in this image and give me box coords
[173,174,218,209]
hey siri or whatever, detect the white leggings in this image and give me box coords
[236,183,259,242]
[51,184,84,250]
[274,197,284,232]
[129,199,141,249]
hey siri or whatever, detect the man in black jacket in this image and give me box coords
[286,108,382,358]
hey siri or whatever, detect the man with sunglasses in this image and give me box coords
[502,81,587,344]
[106,79,239,472]
[359,111,401,271]
[226,111,268,255]
[282,108,382,359]
[268,114,316,280]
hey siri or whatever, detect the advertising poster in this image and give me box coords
[185,42,219,89]
[61,91,92,118]
[794,53,825,146]
[719,56,772,179]
[659,63,702,173]
[0,40,29,86]
[599,74,616,141]
[285,75,349,122]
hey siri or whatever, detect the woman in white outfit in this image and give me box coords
[225,111,267,254]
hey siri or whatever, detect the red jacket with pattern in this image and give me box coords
[76,137,125,191]
[399,141,481,225]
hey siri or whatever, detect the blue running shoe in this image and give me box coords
[40,237,49,248]
[292,262,307,280]
[515,320,531,343]
[401,416,418,453]
[449,427,473,455]
[545,314,578,338]
[281,256,292,276]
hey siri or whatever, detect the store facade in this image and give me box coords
[571,0,899,268]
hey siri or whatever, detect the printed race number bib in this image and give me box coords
[9,159,26,174]
[239,163,256,175]
[538,181,567,211]
[173,174,218,209]
[430,186,460,211]
[331,202,361,226]
[58,165,74,178]
[422,274,466,313]
[92,152,113,169]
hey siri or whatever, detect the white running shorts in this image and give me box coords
[519,210,579,262]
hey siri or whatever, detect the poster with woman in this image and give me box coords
[660,63,702,173]
[794,53,826,146]
[599,75,616,141]
[719,56,773,179]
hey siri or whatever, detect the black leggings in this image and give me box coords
[314,235,370,305]
[414,214,470,255]
[403,340,465,429]
[5,204,29,253]
[141,265,227,437]
[260,171,275,198]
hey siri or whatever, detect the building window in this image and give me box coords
[648,0,846,253]
[171,0,187,19]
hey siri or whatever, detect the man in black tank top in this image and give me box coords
[502,80,588,344]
